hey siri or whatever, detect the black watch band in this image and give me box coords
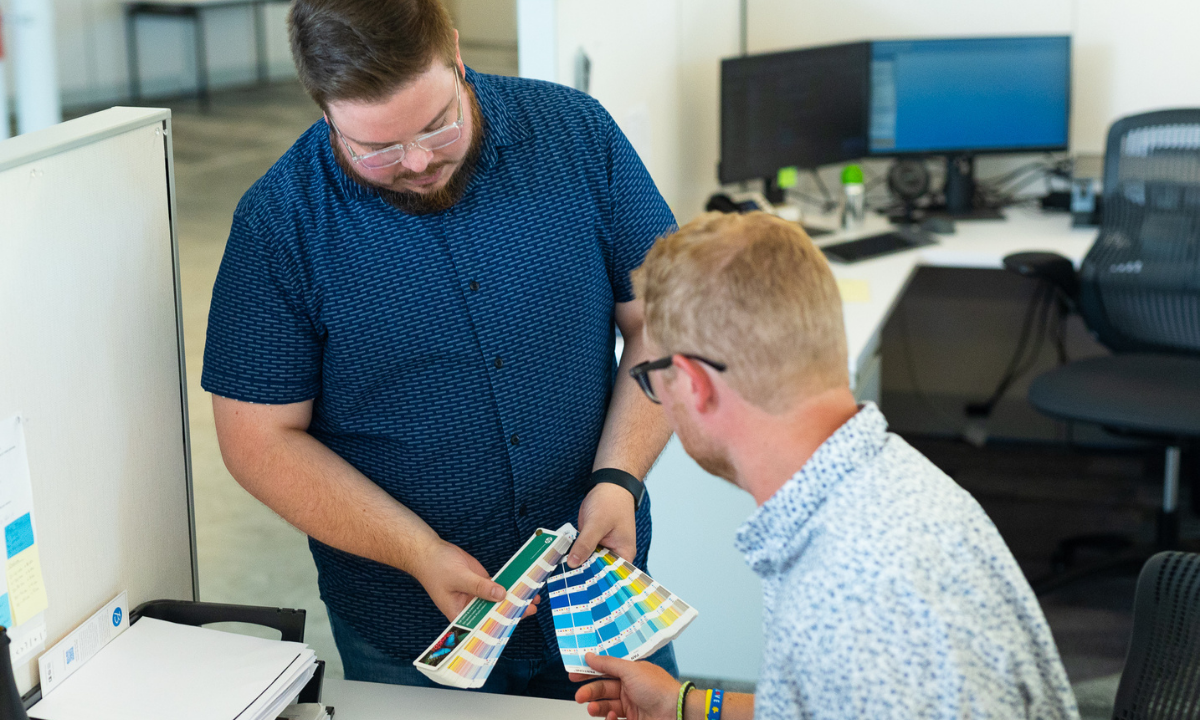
[589,468,645,510]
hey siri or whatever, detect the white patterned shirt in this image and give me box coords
[736,403,1079,720]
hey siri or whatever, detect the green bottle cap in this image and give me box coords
[841,164,864,185]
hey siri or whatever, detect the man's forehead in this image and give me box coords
[328,65,458,145]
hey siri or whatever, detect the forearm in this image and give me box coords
[685,689,754,720]
[216,409,438,574]
[592,328,672,478]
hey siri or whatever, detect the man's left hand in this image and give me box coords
[571,652,680,720]
[569,481,637,567]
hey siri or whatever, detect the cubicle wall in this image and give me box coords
[0,108,196,694]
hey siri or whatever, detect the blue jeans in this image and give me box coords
[328,607,679,700]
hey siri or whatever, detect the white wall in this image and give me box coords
[553,0,684,213]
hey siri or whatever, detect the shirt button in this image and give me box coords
[494,356,504,369]
[510,434,520,446]
[518,504,528,517]
[469,280,480,292]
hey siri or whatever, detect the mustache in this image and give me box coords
[391,161,455,182]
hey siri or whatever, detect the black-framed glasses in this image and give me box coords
[629,354,727,404]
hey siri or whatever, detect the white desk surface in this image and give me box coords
[322,678,591,720]
[821,207,1098,379]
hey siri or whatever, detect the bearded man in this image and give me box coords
[201,0,677,697]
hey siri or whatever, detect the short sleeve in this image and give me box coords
[200,197,324,404]
[602,115,677,303]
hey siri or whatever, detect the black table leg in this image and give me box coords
[125,9,141,103]
[193,8,210,111]
[254,1,269,84]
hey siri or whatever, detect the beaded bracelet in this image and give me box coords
[677,681,696,720]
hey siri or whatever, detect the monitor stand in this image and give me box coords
[926,154,1005,220]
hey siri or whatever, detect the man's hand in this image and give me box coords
[569,482,637,567]
[411,539,539,622]
[572,652,680,720]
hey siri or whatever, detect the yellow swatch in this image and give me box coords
[837,279,871,303]
[7,545,49,625]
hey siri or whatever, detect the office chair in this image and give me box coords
[1004,109,1200,594]
[1111,551,1200,719]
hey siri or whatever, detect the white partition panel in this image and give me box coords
[0,107,195,695]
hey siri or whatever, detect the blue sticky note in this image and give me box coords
[0,594,11,629]
[5,514,34,559]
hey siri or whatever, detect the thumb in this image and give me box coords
[584,651,635,678]
[462,569,506,602]
[568,527,602,569]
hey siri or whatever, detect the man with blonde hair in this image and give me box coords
[572,212,1079,719]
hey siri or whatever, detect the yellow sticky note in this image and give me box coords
[837,279,871,303]
[7,545,49,625]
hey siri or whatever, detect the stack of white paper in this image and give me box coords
[28,617,318,720]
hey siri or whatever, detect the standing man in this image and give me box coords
[573,212,1079,719]
[201,0,677,697]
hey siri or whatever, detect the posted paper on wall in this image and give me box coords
[0,415,49,667]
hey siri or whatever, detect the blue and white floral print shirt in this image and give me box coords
[736,403,1079,720]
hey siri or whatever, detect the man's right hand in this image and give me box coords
[413,539,538,622]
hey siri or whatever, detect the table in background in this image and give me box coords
[322,678,592,720]
[124,0,290,111]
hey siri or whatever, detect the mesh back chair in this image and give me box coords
[1112,551,1200,719]
[1005,109,1200,593]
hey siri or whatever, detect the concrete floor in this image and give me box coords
[168,82,343,677]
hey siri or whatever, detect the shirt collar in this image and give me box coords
[319,66,529,202]
[734,402,889,578]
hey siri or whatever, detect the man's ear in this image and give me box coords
[673,355,717,414]
[454,30,466,77]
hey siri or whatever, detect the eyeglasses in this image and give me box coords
[327,70,464,170]
[629,355,728,405]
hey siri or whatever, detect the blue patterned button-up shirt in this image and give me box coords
[736,404,1079,719]
[201,68,676,663]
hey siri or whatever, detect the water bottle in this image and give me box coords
[841,165,866,231]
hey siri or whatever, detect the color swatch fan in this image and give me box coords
[548,549,697,674]
[413,523,577,688]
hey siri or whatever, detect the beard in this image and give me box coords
[330,86,486,215]
[671,401,738,484]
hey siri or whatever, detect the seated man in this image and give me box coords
[573,212,1079,719]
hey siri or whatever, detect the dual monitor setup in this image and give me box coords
[720,35,1071,219]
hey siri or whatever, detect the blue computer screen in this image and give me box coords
[870,36,1070,154]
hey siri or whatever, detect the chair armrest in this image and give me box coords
[1002,251,1080,302]
[131,599,306,643]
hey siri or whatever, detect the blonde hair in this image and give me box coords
[631,212,848,412]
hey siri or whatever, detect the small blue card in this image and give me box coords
[5,513,34,559]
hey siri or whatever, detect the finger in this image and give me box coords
[575,678,624,702]
[521,602,537,619]
[569,525,605,568]
[586,700,626,718]
[585,651,637,678]
[607,535,636,563]
[458,571,505,602]
[531,594,542,605]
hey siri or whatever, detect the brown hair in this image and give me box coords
[631,212,848,413]
[288,0,458,108]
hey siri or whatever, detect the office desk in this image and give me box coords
[644,207,1098,684]
[820,208,1097,394]
[322,678,591,719]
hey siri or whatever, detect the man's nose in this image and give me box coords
[401,146,433,174]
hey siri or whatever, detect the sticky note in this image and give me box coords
[837,279,871,303]
[7,545,49,625]
[5,514,34,559]
[776,166,799,189]
[0,594,11,629]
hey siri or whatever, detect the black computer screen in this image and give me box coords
[868,36,1070,155]
[720,43,870,184]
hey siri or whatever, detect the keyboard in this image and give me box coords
[820,230,936,263]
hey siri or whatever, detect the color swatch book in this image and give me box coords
[413,523,577,688]
[548,548,698,675]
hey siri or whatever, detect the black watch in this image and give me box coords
[589,468,645,510]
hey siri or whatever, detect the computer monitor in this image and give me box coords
[868,36,1071,216]
[719,42,870,194]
